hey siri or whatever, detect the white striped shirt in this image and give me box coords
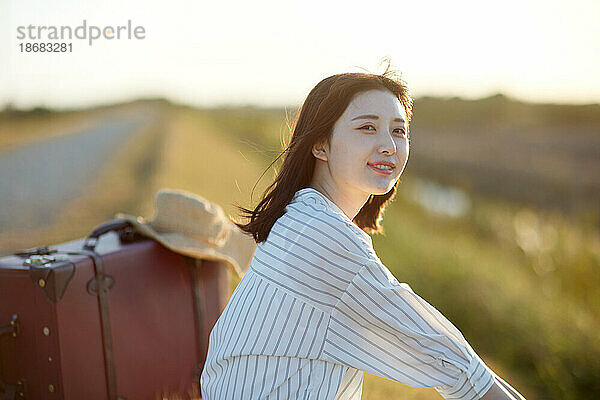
[201,188,495,399]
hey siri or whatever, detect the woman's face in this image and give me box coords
[312,89,409,201]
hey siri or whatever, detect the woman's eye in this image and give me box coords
[393,128,407,137]
[360,125,376,132]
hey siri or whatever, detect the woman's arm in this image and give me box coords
[481,376,526,400]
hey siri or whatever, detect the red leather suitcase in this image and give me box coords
[0,219,230,400]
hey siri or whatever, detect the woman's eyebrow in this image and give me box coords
[351,114,406,123]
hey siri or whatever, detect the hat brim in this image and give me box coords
[116,214,256,277]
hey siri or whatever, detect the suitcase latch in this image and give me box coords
[22,254,69,267]
[0,314,19,338]
[0,377,27,400]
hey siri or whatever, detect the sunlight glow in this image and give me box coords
[2,0,599,109]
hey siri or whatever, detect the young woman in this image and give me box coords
[201,70,525,400]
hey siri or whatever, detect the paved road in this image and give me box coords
[0,109,153,231]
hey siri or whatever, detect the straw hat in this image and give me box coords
[115,189,257,277]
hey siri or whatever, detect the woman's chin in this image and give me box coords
[367,183,396,196]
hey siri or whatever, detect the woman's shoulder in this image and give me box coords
[249,189,382,311]
[278,188,376,261]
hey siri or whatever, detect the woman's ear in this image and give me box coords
[312,140,328,162]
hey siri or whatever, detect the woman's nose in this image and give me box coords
[378,129,397,155]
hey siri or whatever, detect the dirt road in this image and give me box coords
[0,108,153,231]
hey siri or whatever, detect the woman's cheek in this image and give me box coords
[400,140,409,160]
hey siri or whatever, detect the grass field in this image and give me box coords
[1,98,598,399]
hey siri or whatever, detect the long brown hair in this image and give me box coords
[235,68,413,244]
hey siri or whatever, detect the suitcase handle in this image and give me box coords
[83,219,140,251]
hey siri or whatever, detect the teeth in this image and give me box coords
[372,164,392,170]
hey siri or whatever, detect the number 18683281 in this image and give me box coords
[19,42,72,52]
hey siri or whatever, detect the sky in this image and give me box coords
[2,0,599,110]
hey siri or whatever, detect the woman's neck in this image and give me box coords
[308,182,369,221]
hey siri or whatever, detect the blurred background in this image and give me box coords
[1,0,599,398]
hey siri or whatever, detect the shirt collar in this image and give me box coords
[292,187,373,243]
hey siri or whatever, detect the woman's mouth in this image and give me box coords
[367,162,396,175]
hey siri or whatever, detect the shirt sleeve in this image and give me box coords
[322,259,495,400]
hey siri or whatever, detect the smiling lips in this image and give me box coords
[367,161,396,175]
